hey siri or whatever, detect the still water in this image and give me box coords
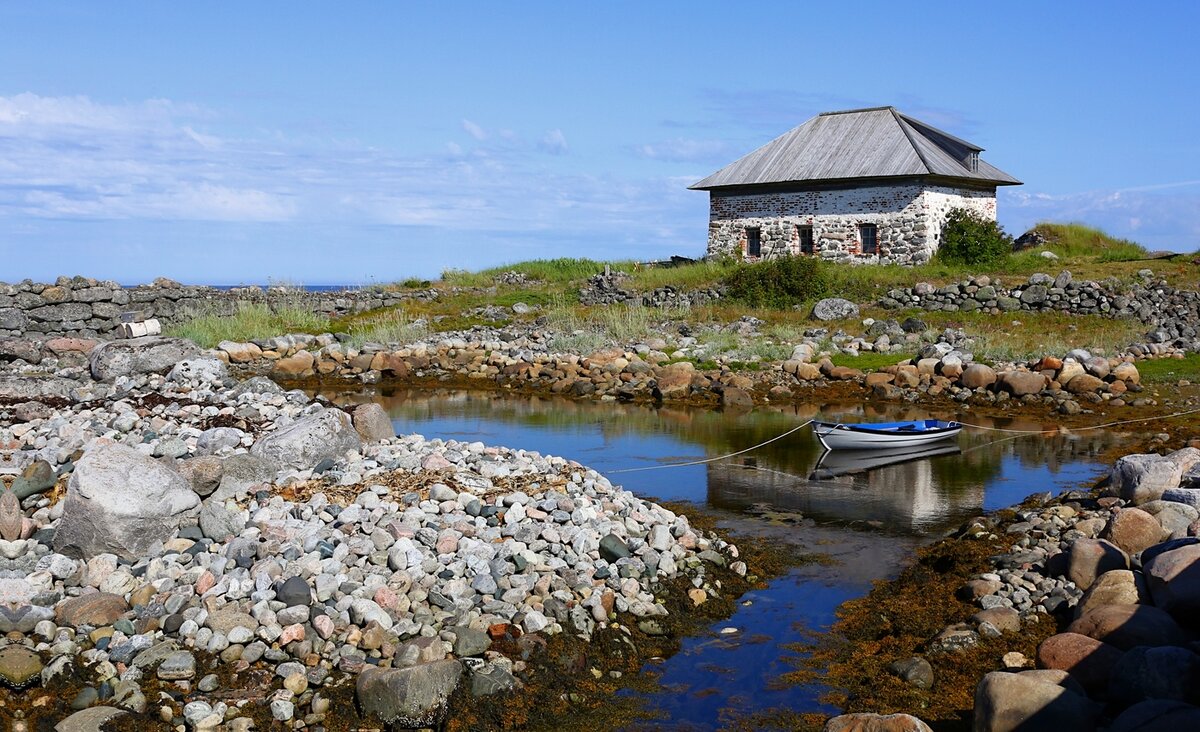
[317,387,1133,728]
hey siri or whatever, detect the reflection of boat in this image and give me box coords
[809,444,962,480]
[812,420,962,450]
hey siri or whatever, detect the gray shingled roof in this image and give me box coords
[690,106,1021,190]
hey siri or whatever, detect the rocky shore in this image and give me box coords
[819,444,1200,731]
[0,337,743,729]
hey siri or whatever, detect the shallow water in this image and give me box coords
[317,387,1134,728]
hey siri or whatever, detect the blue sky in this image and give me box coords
[1,2,1197,284]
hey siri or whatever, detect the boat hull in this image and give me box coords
[812,420,962,450]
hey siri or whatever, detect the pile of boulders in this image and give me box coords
[0,337,742,728]
[921,447,1200,731]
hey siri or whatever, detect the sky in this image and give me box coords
[1,2,1198,285]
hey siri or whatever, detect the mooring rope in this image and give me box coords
[953,405,1200,434]
[605,420,814,474]
[603,405,1200,475]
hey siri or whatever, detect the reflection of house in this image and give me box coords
[706,454,985,535]
[691,107,1020,265]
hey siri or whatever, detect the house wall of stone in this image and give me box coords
[705,182,997,266]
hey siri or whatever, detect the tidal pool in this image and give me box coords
[317,387,1134,729]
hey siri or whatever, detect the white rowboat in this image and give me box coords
[812,419,962,450]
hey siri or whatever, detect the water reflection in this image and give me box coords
[319,387,1131,537]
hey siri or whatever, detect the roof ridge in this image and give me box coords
[818,105,895,116]
[890,108,935,176]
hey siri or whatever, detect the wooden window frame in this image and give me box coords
[798,225,815,255]
[859,224,878,255]
[745,227,762,258]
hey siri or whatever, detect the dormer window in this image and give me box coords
[966,151,979,172]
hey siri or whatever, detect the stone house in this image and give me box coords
[690,106,1020,265]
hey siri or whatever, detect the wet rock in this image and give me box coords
[973,670,1099,732]
[470,663,522,697]
[352,403,396,442]
[1036,632,1124,694]
[250,408,362,471]
[1067,604,1190,650]
[886,657,933,689]
[823,713,933,732]
[54,441,199,560]
[1102,508,1169,556]
[356,660,463,727]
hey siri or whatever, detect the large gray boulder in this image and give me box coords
[250,408,362,471]
[811,298,860,321]
[1111,454,1184,505]
[89,337,200,381]
[54,441,199,560]
[356,660,463,727]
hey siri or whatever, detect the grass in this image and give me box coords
[829,351,910,371]
[888,308,1148,363]
[342,309,429,348]
[1133,354,1200,384]
[165,303,333,348]
[1031,222,1148,260]
[441,258,615,287]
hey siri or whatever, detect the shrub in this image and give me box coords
[723,256,830,308]
[935,209,1013,266]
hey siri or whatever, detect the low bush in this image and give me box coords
[723,256,830,308]
[935,209,1013,266]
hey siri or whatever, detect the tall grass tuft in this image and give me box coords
[442,258,614,287]
[344,309,429,347]
[166,303,332,348]
[1032,222,1148,260]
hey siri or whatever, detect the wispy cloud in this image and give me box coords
[0,93,703,251]
[633,137,732,163]
[539,128,568,155]
[461,118,487,141]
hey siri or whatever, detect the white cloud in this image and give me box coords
[461,118,487,141]
[635,137,731,163]
[539,128,568,155]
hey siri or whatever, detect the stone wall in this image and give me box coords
[705,182,997,266]
[0,276,431,339]
[880,271,1200,353]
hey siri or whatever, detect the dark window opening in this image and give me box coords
[860,224,878,255]
[746,227,762,257]
[799,225,814,255]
